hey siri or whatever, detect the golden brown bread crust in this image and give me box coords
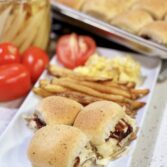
[139,21,167,45]
[28,125,89,167]
[37,96,83,125]
[74,101,126,145]
[112,9,153,34]
[56,0,85,10]
[74,101,136,161]
[132,0,167,20]
[81,0,137,21]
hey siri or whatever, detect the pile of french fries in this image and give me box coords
[33,65,150,117]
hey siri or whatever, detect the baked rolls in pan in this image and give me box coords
[57,0,167,46]
[139,21,167,45]
[81,0,137,21]
[56,0,85,10]
[132,0,167,20]
[112,9,154,34]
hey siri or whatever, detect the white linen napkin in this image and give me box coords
[0,98,23,135]
[0,107,17,135]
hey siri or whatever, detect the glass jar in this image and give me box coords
[0,0,50,52]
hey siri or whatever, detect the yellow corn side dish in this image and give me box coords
[74,53,141,84]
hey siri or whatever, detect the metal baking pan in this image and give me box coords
[51,1,167,59]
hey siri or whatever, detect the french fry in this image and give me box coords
[111,81,136,89]
[131,89,150,97]
[116,81,128,85]
[48,65,113,81]
[131,101,145,110]
[42,84,67,93]
[129,89,149,100]
[126,82,136,88]
[100,81,145,99]
[52,78,132,104]
[55,91,103,105]
[39,79,67,93]
[33,87,53,97]
[131,94,139,100]
[59,78,132,99]
[48,64,72,77]
[39,79,50,87]
[99,81,129,90]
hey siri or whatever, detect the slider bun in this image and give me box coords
[37,96,83,125]
[28,125,89,167]
[81,0,116,21]
[139,21,167,45]
[112,9,153,34]
[81,0,136,21]
[131,0,167,20]
[74,101,126,145]
[56,0,85,10]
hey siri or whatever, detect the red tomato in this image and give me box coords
[0,64,31,102]
[22,46,49,84]
[56,33,96,69]
[0,42,20,65]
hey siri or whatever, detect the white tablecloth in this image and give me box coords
[0,107,17,135]
[0,98,23,135]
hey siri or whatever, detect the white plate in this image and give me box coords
[0,47,162,167]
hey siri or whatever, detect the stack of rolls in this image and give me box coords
[56,0,167,46]
[27,96,137,167]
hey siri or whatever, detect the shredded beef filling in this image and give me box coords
[33,114,46,129]
[105,119,133,143]
[74,157,80,167]
[25,113,46,129]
